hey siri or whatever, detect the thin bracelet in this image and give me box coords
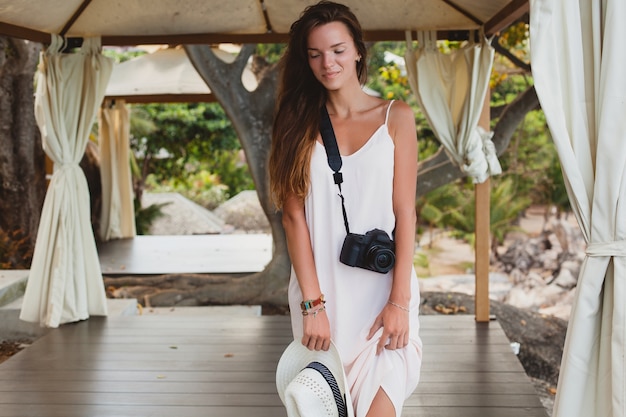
[388,300,410,312]
[302,306,326,317]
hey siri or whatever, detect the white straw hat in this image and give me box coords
[276,340,354,417]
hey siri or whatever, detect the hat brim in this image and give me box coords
[276,340,349,407]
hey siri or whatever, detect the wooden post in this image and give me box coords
[475,89,491,322]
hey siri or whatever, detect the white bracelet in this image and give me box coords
[388,300,410,312]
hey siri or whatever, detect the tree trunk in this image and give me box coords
[0,37,45,254]
[185,45,289,305]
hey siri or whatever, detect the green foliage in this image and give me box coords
[129,105,158,139]
[210,149,256,197]
[417,185,464,229]
[534,151,570,214]
[146,168,228,210]
[419,177,531,252]
[144,148,254,209]
[490,22,530,92]
[494,107,568,210]
[489,178,531,246]
[134,199,170,235]
[102,47,147,63]
[491,70,533,107]
[367,42,413,103]
[0,228,33,269]
[128,102,248,202]
[498,22,530,61]
[413,251,431,278]
[367,42,441,157]
[448,178,531,249]
[132,102,239,170]
[255,44,285,64]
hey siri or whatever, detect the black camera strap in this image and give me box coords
[320,106,351,235]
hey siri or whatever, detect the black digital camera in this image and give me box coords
[339,228,396,274]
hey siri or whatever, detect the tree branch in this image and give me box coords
[492,35,531,72]
[416,84,540,197]
[492,85,540,155]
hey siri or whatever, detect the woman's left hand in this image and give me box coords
[367,302,410,355]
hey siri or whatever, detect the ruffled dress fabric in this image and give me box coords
[288,101,423,417]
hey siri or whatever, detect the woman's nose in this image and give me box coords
[322,53,334,68]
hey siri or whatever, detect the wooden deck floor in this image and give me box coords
[0,314,547,417]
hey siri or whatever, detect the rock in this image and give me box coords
[213,190,270,233]
[142,192,225,235]
[551,268,577,289]
[493,215,586,321]
[418,273,512,302]
[505,286,538,309]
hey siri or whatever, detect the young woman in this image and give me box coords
[270,2,422,416]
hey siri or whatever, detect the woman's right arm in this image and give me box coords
[282,193,331,351]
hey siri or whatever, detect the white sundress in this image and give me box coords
[288,100,423,417]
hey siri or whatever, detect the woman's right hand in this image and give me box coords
[302,309,331,351]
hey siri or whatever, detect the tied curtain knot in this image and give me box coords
[586,240,626,257]
[53,162,80,174]
[462,127,502,184]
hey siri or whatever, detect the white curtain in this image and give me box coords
[20,36,113,328]
[99,99,136,241]
[404,31,501,183]
[530,0,626,416]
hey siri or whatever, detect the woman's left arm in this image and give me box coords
[368,100,418,354]
[389,101,418,310]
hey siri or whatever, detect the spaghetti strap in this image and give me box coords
[384,100,395,126]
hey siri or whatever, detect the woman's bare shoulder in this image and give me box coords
[389,100,414,118]
[387,100,416,133]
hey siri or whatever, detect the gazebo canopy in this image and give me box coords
[104,46,259,103]
[0,0,528,45]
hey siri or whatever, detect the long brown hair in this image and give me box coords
[269,1,368,209]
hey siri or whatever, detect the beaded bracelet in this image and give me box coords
[300,294,325,312]
[302,305,326,317]
[388,300,410,312]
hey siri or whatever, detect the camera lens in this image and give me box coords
[367,246,395,273]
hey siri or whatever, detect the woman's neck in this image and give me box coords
[326,85,374,118]
[326,85,378,119]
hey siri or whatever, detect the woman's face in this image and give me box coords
[306,21,360,91]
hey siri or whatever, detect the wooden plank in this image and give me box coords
[406,393,543,408]
[402,408,547,417]
[0,405,287,417]
[414,382,539,395]
[0,392,283,406]
[0,370,277,383]
[0,380,279,394]
[0,314,547,417]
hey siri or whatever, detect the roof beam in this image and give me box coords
[442,0,483,26]
[60,0,93,37]
[102,30,474,46]
[0,26,475,45]
[484,0,529,36]
[0,22,50,43]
